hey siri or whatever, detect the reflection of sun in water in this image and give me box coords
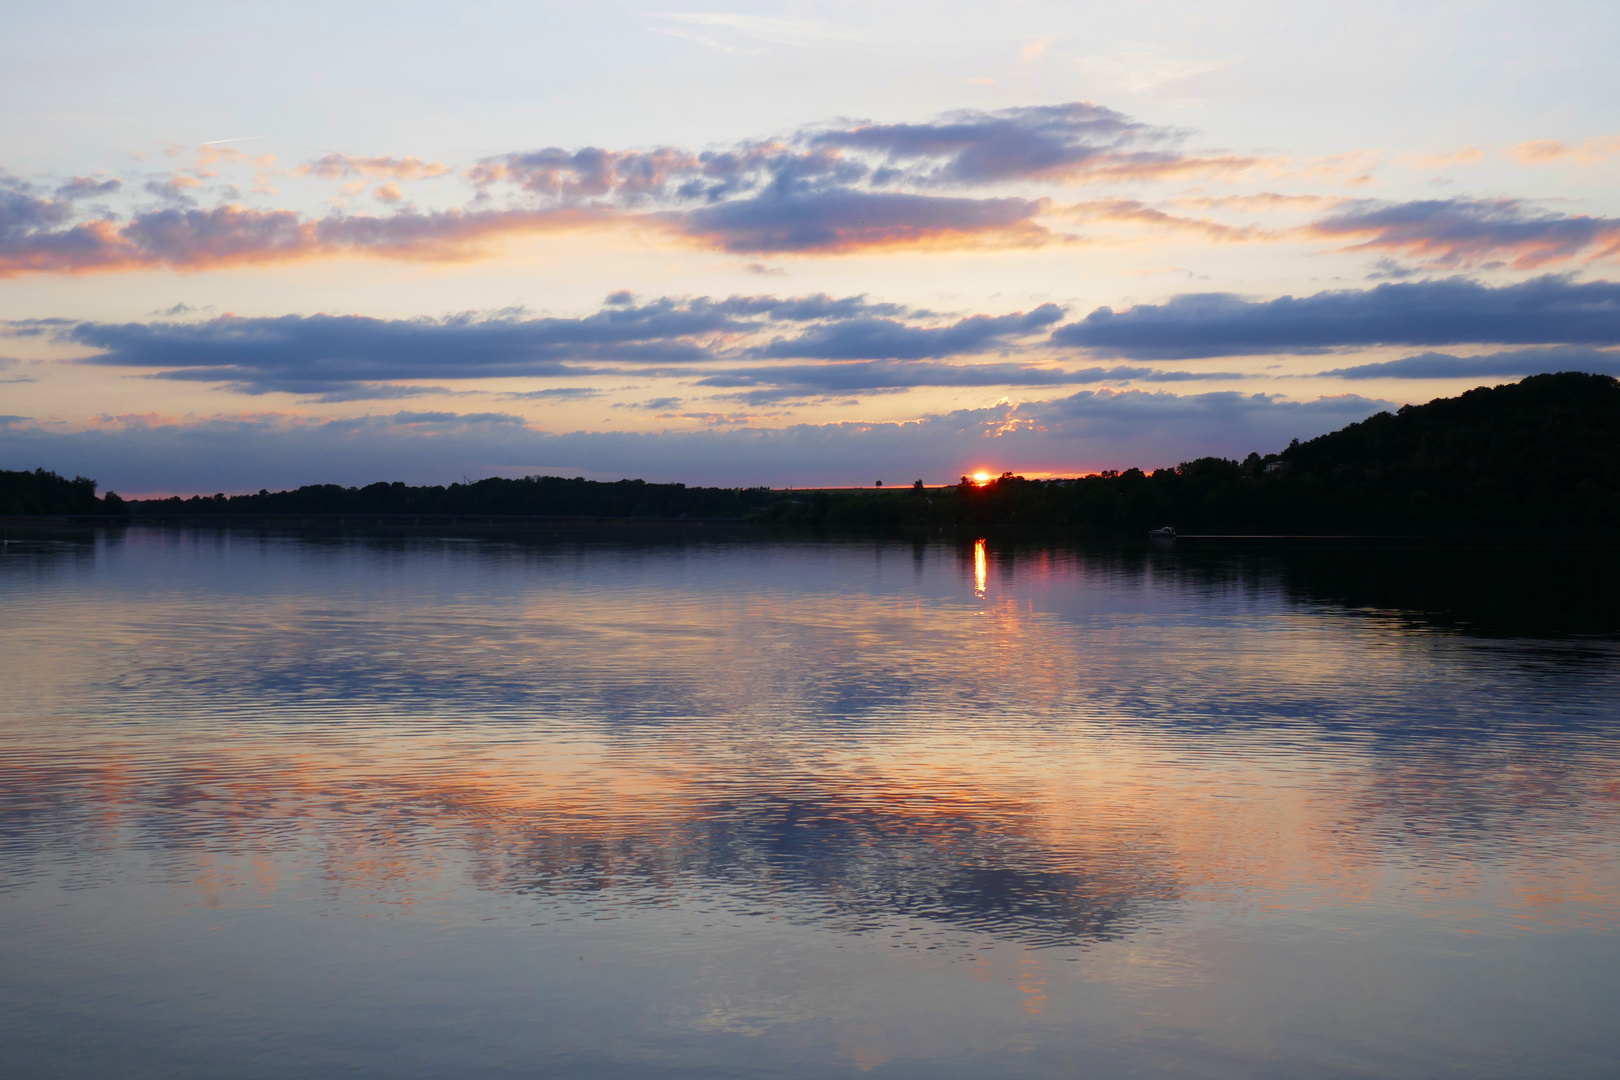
[974,538,987,596]
[972,471,991,484]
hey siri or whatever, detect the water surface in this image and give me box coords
[2,527,1617,1078]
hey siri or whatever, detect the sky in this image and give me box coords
[2,0,1619,495]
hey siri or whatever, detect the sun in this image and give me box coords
[972,471,992,484]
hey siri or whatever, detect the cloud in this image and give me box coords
[1505,137,1620,165]
[673,190,1053,254]
[502,387,604,400]
[301,154,451,180]
[464,103,1267,254]
[1060,198,1267,242]
[750,305,1064,359]
[1280,150,1383,186]
[55,305,718,395]
[0,356,34,384]
[55,176,123,199]
[0,390,1389,493]
[142,175,205,204]
[1320,347,1620,379]
[300,383,452,404]
[1364,256,1420,280]
[1,174,73,228]
[806,102,1260,186]
[470,139,1061,254]
[42,277,1620,402]
[1167,192,1338,213]
[468,145,702,198]
[33,294,929,398]
[699,361,1078,392]
[36,102,1620,278]
[1309,198,1620,269]
[0,101,1291,272]
[389,410,527,426]
[808,102,1151,184]
[1051,276,1620,360]
[697,360,1236,395]
[0,203,606,276]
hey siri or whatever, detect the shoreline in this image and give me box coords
[3,514,1618,550]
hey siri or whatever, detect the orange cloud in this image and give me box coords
[301,154,454,180]
[1505,136,1620,165]
[1277,150,1384,185]
[0,204,616,277]
[192,145,278,187]
[1308,198,1620,270]
[1060,198,1272,243]
[1167,192,1340,213]
[1023,152,1277,185]
[1020,37,1052,61]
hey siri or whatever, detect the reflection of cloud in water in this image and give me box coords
[5,720,1618,947]
[2,526,1619,947]
[0,756,1181,948]
[504,788,1179,948]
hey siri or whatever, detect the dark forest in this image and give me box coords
[7,372,1617,532]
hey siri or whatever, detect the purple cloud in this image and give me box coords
[1051,276,1620,359]
[25,294,946,398]
[1310,198,1620,269]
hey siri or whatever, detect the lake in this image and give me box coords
[2,525,1617,1078]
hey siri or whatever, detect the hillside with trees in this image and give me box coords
[0,468,124,515]
[130,475,776,520]
[7,373,1617,533]
[758,372,1620,532]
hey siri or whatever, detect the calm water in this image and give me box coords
[2,526,1618,1078]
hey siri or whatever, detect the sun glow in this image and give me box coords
[972,471,992,484]
[974,538,987,596]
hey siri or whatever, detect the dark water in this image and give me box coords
[2,526,1617,1079]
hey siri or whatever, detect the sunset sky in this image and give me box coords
[3,0,1619,494]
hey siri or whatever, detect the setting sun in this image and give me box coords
[972,472,992,484]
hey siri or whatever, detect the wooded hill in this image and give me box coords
[7,372,1617,532]
[128,475,777,519]
[786,371,1620,533]
[0,468,123,515]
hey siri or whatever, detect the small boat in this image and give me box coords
[1148,526,1176,539]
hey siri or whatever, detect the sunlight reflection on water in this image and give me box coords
[2,527,1618,1078]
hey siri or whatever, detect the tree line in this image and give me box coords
[128,475,778,520]
[0,468,124,515]
[6,372,1617,531]
[758,372,1620,532]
